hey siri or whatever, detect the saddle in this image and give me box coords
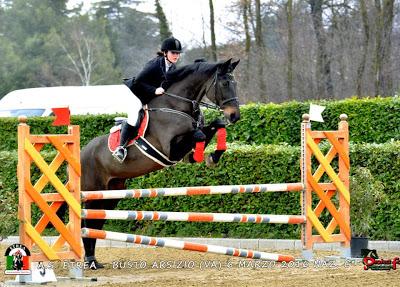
[108,108,149,152]
[107,107,178,167]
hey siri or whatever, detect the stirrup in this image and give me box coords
[112,146,127,163]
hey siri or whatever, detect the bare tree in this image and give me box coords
[357,0,370,97]
[255,0,267,100]
[285,0,294,100]
[56,17,118,86]
[240,0,251,90]
[242,0,252,55]
[59,31,95,86]
[209,0,217,61]
[374,0,395,96]
[187,0,400,103]
[309,0,333,99]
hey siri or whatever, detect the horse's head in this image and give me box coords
[164,58,240,123]
[208,58,241,123]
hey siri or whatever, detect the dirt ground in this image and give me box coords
[1,246,399,287]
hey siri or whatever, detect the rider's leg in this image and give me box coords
[112,92,142,163]
[112,122,139,162]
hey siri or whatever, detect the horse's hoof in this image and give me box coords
[87,259,105,270]
[205,154,216,168]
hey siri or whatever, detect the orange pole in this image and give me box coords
[17,116,83,262]
[17,116,33,259]
[338,115,350,252]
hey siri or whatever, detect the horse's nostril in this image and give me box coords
[230,113,239,123]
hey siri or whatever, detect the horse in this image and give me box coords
[81,58,241,268]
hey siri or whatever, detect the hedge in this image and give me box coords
[219,96,400,145]
[1,142,399,240]
[0,96,399,151]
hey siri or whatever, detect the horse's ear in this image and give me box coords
[230,59,240,71]
[218,58,232,74]
[194,58,207,63]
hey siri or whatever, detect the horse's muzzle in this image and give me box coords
[222,106,240,123]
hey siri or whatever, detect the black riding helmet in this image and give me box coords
[161,37,183,53]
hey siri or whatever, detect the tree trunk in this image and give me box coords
[255,0,267,101]
[380,0,394,96]
[374,0,383,96]
[243,0,251,55]
[309,0,333,99]
[201,15,208,58]
[356,0,370,97]
[209,0,217,62]
[241,0,251,94]
[286,0,293,100]
[372,0,394,96]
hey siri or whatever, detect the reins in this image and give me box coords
[162,72,220,111]
[147,70,237,129]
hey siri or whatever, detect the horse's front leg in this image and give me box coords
[202,119,226,167]
[181,119,226,166]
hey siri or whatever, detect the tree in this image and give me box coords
[0,39,22,97]
[155,0,172,41]
[373,0,395,96]
[309,0,333,99]
[241,0,251,88]
[285,0,293,100]
[0,0,69,89]
[111,8,159,76]
[209,0,217,61]
[53,15,120,86]
[356,0,370,97]
[255,0,267,100]
[92,0,139,20]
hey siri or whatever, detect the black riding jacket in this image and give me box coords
[131,56,176,105]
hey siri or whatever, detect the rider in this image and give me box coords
[113,36,183,163]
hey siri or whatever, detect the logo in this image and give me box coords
[362,249,400,271]
[4,244,31,275]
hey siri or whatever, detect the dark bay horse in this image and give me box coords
[81,58,240,268]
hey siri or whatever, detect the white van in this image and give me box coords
[0,85,135,117]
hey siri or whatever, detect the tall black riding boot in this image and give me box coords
[112,122,139,163]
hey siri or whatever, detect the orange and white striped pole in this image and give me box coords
[82,209,306,224]
[81,228,294,262]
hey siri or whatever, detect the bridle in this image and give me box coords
[164,71,238,110]
[213,72,239,107]
[147,70,238,129]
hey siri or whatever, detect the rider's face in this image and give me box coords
[166,51,180,64]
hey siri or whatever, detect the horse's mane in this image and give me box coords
[166,62,218,86]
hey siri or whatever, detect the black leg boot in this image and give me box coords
[112,122,139,163]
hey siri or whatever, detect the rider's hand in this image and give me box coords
[155,87,165,95]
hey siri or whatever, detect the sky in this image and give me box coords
[67,0,240,47]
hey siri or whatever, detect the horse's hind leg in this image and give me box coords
[82,199,120,267]
[82,178,125,269]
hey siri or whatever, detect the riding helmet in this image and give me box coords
[161,37,183,53]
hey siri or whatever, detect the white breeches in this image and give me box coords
[126,93,143,126]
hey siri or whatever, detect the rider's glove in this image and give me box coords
[155,87,165,95]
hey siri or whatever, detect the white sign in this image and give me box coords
[309,104,326,122]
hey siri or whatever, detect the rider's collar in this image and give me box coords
[164,57,173,72]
